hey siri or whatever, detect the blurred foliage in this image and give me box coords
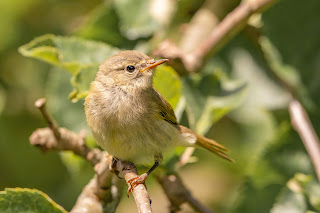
[19,34,119,101]
[0,188,67,213]
[1,0,320,212]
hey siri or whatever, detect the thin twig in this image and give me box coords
[289,100,320,182]
[155,173,213,213]
[35,98,60,139]
[179,147,196,167]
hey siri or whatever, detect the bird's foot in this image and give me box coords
[109,157,123,178]
[127,173,148,196]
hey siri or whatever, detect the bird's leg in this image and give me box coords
[109,156,122,178]
[127,154,163,195]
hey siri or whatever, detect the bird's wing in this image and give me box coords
[152,88,233,162]
[152,87,178,125]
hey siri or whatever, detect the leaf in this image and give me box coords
[182,70,247,135]
[114,0,159,40]
[19,34,120,101]
[0,188,67,213]
[153,65,181,109]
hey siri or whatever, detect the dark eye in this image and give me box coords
[126,65,135,73]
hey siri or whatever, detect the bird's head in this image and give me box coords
[96,50,168,91]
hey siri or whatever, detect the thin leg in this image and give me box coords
[147,154,163,175]
[127,154,163,195]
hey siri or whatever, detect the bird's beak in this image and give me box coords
[140,59,169,72]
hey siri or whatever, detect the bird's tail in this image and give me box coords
[195,133,234,162]
[178,125,234,162]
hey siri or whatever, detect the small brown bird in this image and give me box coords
[85,50,232,191]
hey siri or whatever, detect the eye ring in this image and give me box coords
[126,65,135,73]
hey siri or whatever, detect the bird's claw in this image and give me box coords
[127,173,148,197]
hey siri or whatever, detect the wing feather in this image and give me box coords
[152,87,178,125]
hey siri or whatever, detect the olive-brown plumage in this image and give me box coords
[85,50,232,191]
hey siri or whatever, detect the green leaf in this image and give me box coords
[182,70,247,134]
[114,0,159,40]
[153,65,181,109]
[0,188,67,213]
[19,34,120,101]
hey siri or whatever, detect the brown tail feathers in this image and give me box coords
[178,125,234,162]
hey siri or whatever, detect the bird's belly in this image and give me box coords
[92,118,180,165]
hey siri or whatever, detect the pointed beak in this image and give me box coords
[140,59,169,72]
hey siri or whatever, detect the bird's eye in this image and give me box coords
[126,65,135,73]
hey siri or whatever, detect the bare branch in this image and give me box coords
[246,26,320,182]
[30,127,102,166]
[115,161,153,213]
[155,173,213,213]
[71,157,123,213]
[187,0,279,71]
[289,100,320,182]
[179,147,195,167]
[35,98,60,139]
[154,0,280,73]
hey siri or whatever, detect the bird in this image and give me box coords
[84,50,232,192]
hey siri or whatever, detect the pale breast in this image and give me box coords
[85,81,181,164]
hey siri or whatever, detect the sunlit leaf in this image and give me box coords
[19,34,120,101]
[153,65,181,109]
[0,188,67,213]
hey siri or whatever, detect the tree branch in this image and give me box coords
[155,173,213,213]
[71,157,123,213]
[30,127,102,166]
[289,100,320,182]
[153,0,280,73]
[34,98,61,139]
[114,161,153,213]
[245,27,320,183]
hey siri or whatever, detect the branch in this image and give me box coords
[245,27,320,183]
[153,0,280,73]
[179,147,196,167]
[187,0,279,71]
[34,98,60,139]
[155,173,213,213]
[71,156,123,213]
[114,161,153,213]
[30,127,102,166]
[289,100,320,182]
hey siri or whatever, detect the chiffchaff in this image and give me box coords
[85,50,232,191]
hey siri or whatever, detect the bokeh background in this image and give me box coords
[1,0,320,212]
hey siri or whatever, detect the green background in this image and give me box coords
[0,0,320,212]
